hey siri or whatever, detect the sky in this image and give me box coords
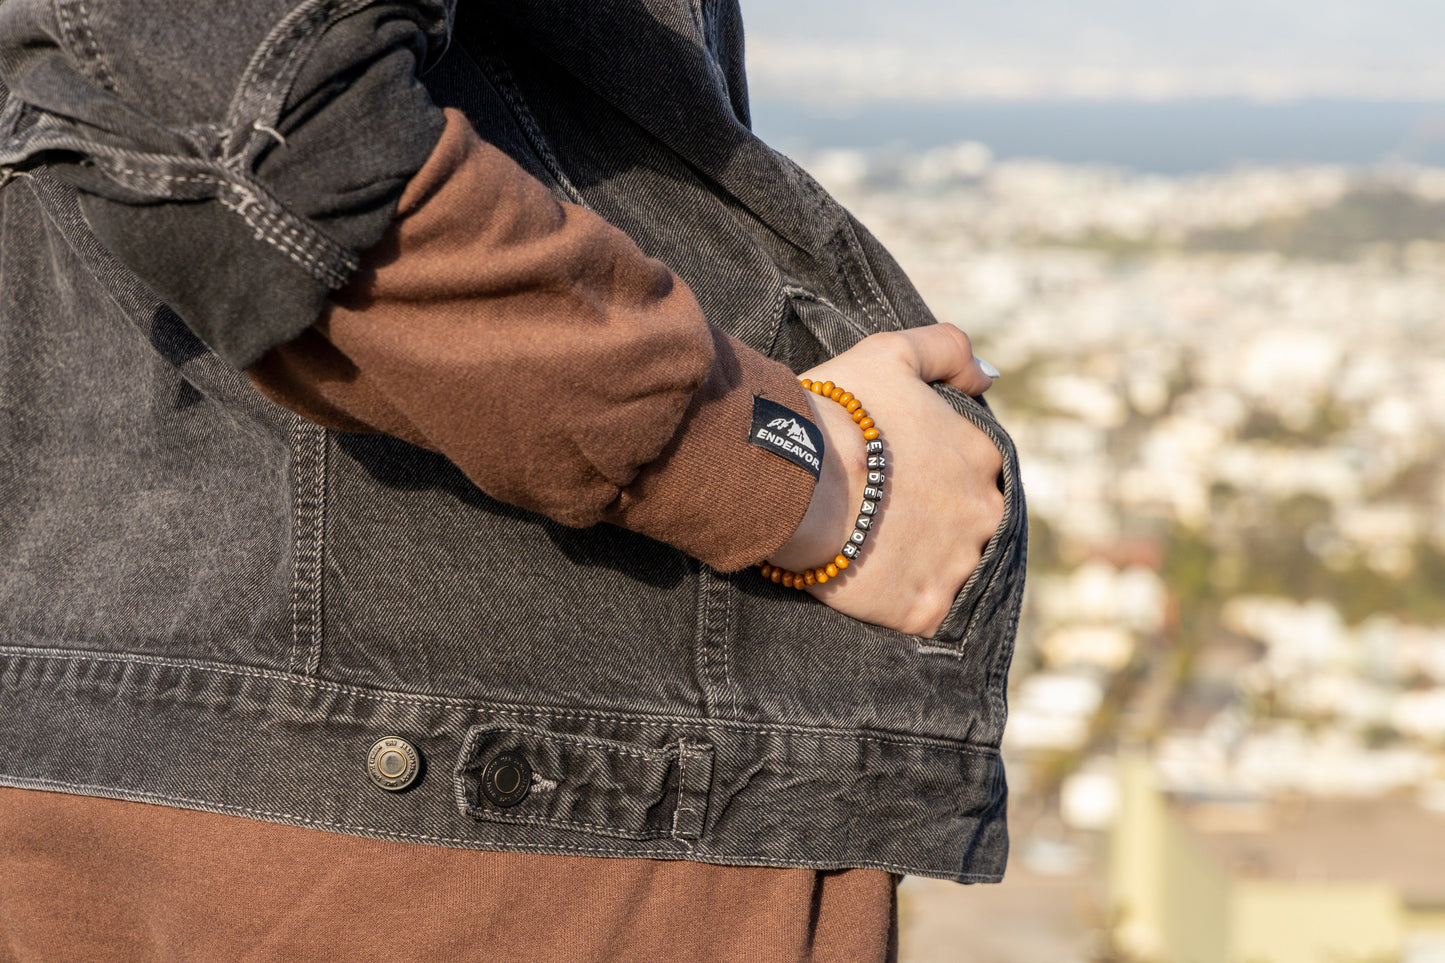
[737,0,1445,104]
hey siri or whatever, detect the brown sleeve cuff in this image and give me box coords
[602,329,818,572]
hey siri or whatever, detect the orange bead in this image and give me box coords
[782,572,795,588]
[815,571,829,584]
[857,417,874,431]
[819,381,834,396]
[838,392,854,406]
[863,428,880,440]
[810,382,824,394]
[845,399,862,412]
[760,564,773,579]
[799,378,812,390]
[825,563,839,578]
[834,555,850,570]
[830,388,844,402]
[804,570,817,585]
[851,409,866,423]
[771,569,783,583]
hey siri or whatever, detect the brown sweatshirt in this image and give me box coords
[0,787,899,962]
[247,108,818,572]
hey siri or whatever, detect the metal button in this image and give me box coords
[480,751,531,808]
[367,736,421,792]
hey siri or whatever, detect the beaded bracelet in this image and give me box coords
[759,378,885,590]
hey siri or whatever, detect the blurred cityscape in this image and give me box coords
[798,145,1445,962]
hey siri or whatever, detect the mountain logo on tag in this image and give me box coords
[748,396,824,479]
[766,416,818,452]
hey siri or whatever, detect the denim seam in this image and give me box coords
[463,725,677,763]
[671,738,692,839]
[288,421,327,674]
[223,0,376,160]
[841,216,901,331]
[214,179,355,287]
[2,129,356,286]
[306,425,326,675]
[465,45,587,207]
[721,580,740,712]
[0,647,1002,757]
[698,566,731,717]
[15,0,369,288]
[776,156,896,336]
[0,776,1004,881]
[781,285,872,342]
[54,0,117,93]
[103,165,212,187]
[458,809,670,841]
[670,739,712,843]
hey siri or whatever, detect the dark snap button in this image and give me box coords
[480,751,532,808]
[367,736,421,792]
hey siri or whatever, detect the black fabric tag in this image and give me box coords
[748,396,824,478]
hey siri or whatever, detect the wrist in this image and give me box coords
[767,387,868,571]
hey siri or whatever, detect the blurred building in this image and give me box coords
[1111,753,1445,963]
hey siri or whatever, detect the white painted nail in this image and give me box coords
[974,356,1000,379]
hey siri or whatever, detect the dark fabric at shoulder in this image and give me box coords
[0,0,448,369]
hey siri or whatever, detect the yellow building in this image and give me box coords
[1109,753,1445,963]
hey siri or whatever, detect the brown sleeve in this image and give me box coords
[246,108,816,572]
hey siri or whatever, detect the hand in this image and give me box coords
[768,325,1004,637]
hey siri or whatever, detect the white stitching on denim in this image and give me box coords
[216,181,354,286]
[54,0,117,93]
[671,739,691,839]
[289,423,305,673]
[305,426,326,674]
[217,180,351,277]
[0,776,1004,881]
[287,423,326,675]
[224,0,371,139]
[104,166,215,188]
[0,647,1001,757]
[73,0,117,91]
[252,121,287,147]
[462,724,674,763]
[842,217,899,330]
[461,808,669,841]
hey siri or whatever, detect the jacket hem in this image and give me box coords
[0,646,1009,883]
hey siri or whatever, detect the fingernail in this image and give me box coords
[974,356,1000,379]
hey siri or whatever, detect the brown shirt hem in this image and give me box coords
[0,787,898,963]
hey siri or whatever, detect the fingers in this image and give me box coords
[892,324,996,396]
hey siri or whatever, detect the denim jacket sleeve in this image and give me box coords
[0,0,452,368]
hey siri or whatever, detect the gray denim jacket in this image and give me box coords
[0,0,1026,882]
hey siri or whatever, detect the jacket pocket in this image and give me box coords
[921,384,1028,662]
[781,290,1028,660]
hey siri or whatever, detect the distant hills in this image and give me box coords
[752,99,1445,174]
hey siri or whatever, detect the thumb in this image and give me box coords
[898,324,996,396]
